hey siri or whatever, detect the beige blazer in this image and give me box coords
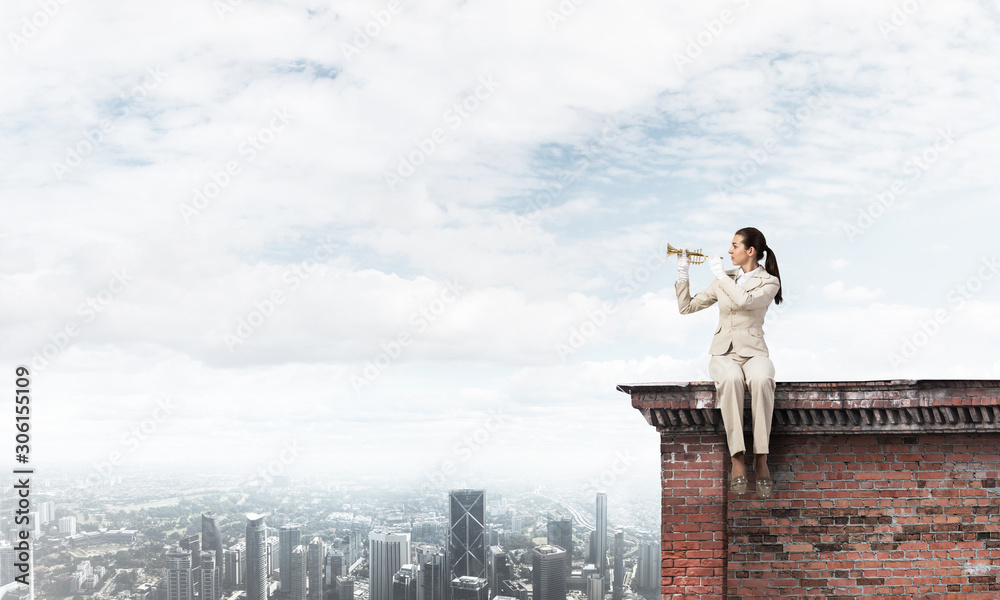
[675,267,780,357]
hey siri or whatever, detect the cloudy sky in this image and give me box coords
[2,0,999,492]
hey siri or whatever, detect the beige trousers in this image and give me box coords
[709,347,775,456]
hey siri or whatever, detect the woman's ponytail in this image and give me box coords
[735,227,782,305]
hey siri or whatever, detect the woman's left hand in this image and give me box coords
[708,255,727,280]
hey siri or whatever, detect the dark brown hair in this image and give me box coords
[735,227,782,305]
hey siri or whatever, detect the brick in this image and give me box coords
[639,380,1000,599]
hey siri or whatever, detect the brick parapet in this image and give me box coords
[623,379,1000,599]
[619,380,1000,435]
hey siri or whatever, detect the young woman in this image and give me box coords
[674,227,783,498]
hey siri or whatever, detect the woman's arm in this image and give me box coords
[714,275,779,310]
[675,279,718,314]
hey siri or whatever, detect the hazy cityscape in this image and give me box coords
[0,469,661,600]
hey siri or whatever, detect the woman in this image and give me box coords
[674,227,783,498]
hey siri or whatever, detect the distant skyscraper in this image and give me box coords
[291,545,308,600]
[531,545,566,600]
[449,490,485,580]
[38,501,55,524]
[546,519,572,574]
[281,525,303,593]
[486,545,510,597]
[369,531,411,600]
[414,544,448,600]
[267,536,280,578]
[180,535,202,568]
[167,547,194,600]
[392,564,418,600]
[344,531,362,568]
[587,574,603,600]
[326,551,344,586]
[179,534,202,598]
[203,513,225,598]
[59,516,77,536]
[0,544,14,586]
[336,576,354,600]
[224,544,245,587]
[636,542,659,592]
[449,576,488,600]
[201,551,219,600]
[595,493,607,579]
[587,531,597,565]
[246,513,269,600]
[612,531,623,600]
[308,537,324,600]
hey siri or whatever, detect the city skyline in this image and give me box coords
[3,0,999,490]
[12,471,663,600]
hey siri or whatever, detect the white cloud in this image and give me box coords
[2,0,999,478]
[823,280,885,301]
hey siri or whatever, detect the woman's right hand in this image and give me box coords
[677,249,690,282]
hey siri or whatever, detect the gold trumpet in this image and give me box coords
[666,243,708,264]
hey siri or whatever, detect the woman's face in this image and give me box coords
[728,235,754,267]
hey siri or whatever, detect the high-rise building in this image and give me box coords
[336,576,354,600]
[595,493,607,580]
[546,519,572,574]
[449,490,485,580]
[487,527,499,547]
[281,525,302,593]
[587,574,603,600]
[201,551,219,600]
[180,534,202,598]
[180,535,202,568]
[325,551,344,586]
[342,531,361,568]
[486,546,509,597]
[369,531,411,600]
[636,542,659,592]
[392,564,418,600]
[203,513,225,597]
[449,576,487,600]
[267,536,280,578]
[59,516,77,536]
[166,547,194,600]
[0,544,15,586]
[531,545,566,600]
[291,545,308,600]
[587,531,597,565]
[339,532,358,569]
[612,531,623,600]
[246,513,269,600]
[414,544,448,600]
[225,543,245,587]
[38,501,55,524]
[308,537,324,600]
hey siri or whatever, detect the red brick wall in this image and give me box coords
[659,432,1000,599]
[722,433,1000,599]
[637,380,1000,600]
[661,434,728,600]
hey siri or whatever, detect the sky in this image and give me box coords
[2,0,999,496]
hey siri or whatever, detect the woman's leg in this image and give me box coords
[743,355,776,477]
[709,354,747,461]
